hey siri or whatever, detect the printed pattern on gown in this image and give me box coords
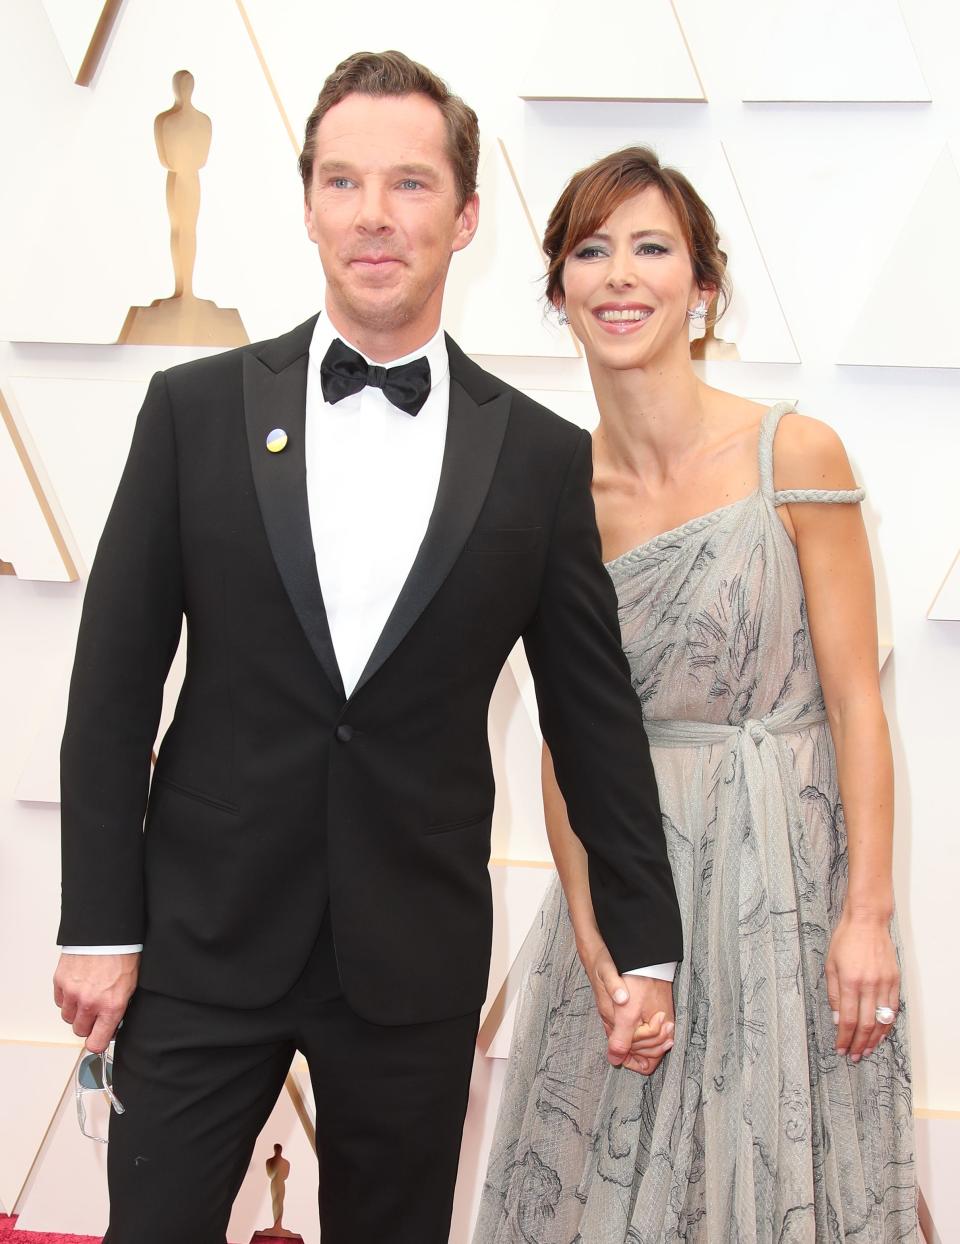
[474,403,917,1244]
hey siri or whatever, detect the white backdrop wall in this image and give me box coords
[1,0,959,1239]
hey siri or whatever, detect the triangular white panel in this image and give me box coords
[450,1051,508,1243]
[739,0,929,101]
[842,149,960,368]
[488,648,551,864]
[443,141,578,358]
[227,1079,319,1244]
[713,145,799,363]
[14,1056,109,1234]
[481,863,556,1051]
[519,0,703,100]
[929,552,960,621]
[485,989,523,1061]
[3,0,320,345]
[0,1042,82,1215]
[15,658,74,804]
[39,0,117,82]
[0,391,76,582]
[915,1113,960,1244]
[506,643,541,746]
[11,376,147,570]
[16,627,188,805]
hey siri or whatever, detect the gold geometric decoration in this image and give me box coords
[118,70,248,346]
[478,861,556,1057]
[0,389,78,582]
[39,0,124,85]
[444,140,579,359]
[233,0,300,157]
[519,0,704,101]
[0,1042,82,1218]
[929,551,960,621]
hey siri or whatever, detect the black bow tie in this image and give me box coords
[320,337,432,417]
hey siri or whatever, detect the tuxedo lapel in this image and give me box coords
[243,317,345,700]
[352,369,511,698]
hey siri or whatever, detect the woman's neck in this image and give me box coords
[589,350,712,483]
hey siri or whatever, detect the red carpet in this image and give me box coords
[0,1216,246,1244]
[0,1216,100,1243]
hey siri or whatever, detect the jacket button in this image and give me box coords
[335,724,354,743]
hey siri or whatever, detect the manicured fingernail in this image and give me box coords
[851,1054,861,1063]
[614,988,628,1004]
[836,1046,847,1055]
[865,1047,875,1057]
[832,1011,840,1025]
[665,1023,675,1035]
[665,1040,674,1050]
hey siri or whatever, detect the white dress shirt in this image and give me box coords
[64,313,674,983]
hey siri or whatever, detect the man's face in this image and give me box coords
[304,92,478,352]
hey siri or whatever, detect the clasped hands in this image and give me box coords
[583,942,675,1075]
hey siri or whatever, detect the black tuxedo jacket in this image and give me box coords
[58,316,682,1025]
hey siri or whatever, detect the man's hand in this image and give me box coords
[585,943,674,1075]
[53,953,140,1053]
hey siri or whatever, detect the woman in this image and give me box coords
[475,148,917,1243]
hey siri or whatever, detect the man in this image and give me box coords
[54,51,682,1243]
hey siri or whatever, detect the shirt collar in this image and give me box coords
[308,311,449,392]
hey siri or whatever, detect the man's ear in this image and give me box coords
[304,193,318,244]
[452,193,480,254]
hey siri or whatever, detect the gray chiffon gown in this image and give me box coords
[475,403,917,1243]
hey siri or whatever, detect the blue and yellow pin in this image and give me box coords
[266,428,288,454]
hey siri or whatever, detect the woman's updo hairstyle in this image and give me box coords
[543,146,730,323]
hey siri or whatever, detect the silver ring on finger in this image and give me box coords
[875,1005,896,1025]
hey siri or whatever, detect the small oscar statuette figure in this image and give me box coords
[250,1143,303,1241]
[119,70,248,346]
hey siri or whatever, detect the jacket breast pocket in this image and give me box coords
[422,810,493,836]
[464,526,541,555]
[153,776,239,816]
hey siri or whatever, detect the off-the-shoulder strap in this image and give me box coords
[759,401,865,507]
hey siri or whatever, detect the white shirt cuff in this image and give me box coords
[60,945,143,954]
[624,961,677,982]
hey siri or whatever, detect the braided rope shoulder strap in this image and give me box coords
[759,402,865,507]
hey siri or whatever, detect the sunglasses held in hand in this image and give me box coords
[76,1046,125,1143]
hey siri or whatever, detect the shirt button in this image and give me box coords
[335,724,354,743]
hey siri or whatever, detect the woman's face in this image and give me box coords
[560,186,705,372]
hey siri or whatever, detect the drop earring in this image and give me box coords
[687,299,709,321]
[557,306,569,326]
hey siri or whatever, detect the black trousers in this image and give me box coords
[103,921,480,1243]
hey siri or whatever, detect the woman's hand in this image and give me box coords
[826,910,900,1062]
[580,939,675,1075]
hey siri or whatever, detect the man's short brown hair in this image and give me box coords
[299,50,480,212]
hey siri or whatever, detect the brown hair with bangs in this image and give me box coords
[299,50,480,213]
[543,146,730,322]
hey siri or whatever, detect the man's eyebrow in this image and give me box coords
[314,159,355,175]
[394,163,439,177]
[313,160,440,178]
